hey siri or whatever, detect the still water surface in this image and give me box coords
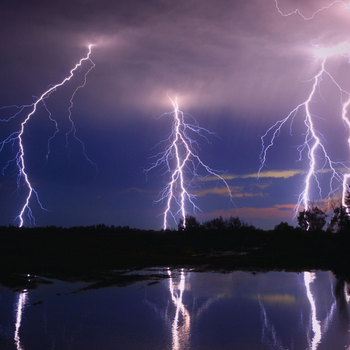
[1,270,349,350]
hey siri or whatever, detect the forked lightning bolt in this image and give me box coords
[259,45,350,221]
[0,45,96,227]
[167,269,190,350]
[145,97,232,230]
[260,3,350,227]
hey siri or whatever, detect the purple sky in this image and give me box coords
[1,0,350,229]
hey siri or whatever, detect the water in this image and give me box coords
[1,269,349,350]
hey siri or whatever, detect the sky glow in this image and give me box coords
[1,0,350,229]
[315,42,350,59]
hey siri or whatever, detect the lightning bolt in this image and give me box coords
[303,272,337,350]
[0,45,96,227]
[145,96,232,230]
[260,5,350,228]
[14,290,28,350]
[167,269,190,350]
[259,297,289,350]
[274,0,350,20]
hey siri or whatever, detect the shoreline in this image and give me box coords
[1,225,349,290]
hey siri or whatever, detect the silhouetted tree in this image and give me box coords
[297,205,326,231]
[328,192,350,233]
[274,222,294,232]
[345,189,350,208]
[203,216,243,231]
[226,216,243,230]
[328,204,348,233]
[178,215,201,232]
[203,216,225,230]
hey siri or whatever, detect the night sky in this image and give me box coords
[1,0,350,229]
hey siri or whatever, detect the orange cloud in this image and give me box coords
[192,186,267,198]
[122,187,153,194]
[203,169,305,182]
[201,204,295,221]
[252,170,304,179]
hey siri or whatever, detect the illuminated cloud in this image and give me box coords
[203,204,295,221]
[315,42,350,59]
[122,187,152,194]
[193,186,266,198]
[204,167,344,184]
[246,170,305,179]
[253,294,297,304]
[254,183,271,190]
[203,169,305,182]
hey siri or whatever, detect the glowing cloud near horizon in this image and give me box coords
[145,96,232,230]
[259,4,350,227]
[0,45,96,227]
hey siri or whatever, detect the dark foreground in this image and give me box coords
[1,225,350,290]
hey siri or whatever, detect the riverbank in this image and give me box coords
[0,225,349,290]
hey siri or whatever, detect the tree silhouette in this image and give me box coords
[178,215,201,232]
[203,216,244,231]
[297,205,326,231]
[274,222,294,232]
[328,191,350,233]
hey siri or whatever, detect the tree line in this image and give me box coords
[297,191,350,233]
[177,215,256,232]
[177,191,350,233]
